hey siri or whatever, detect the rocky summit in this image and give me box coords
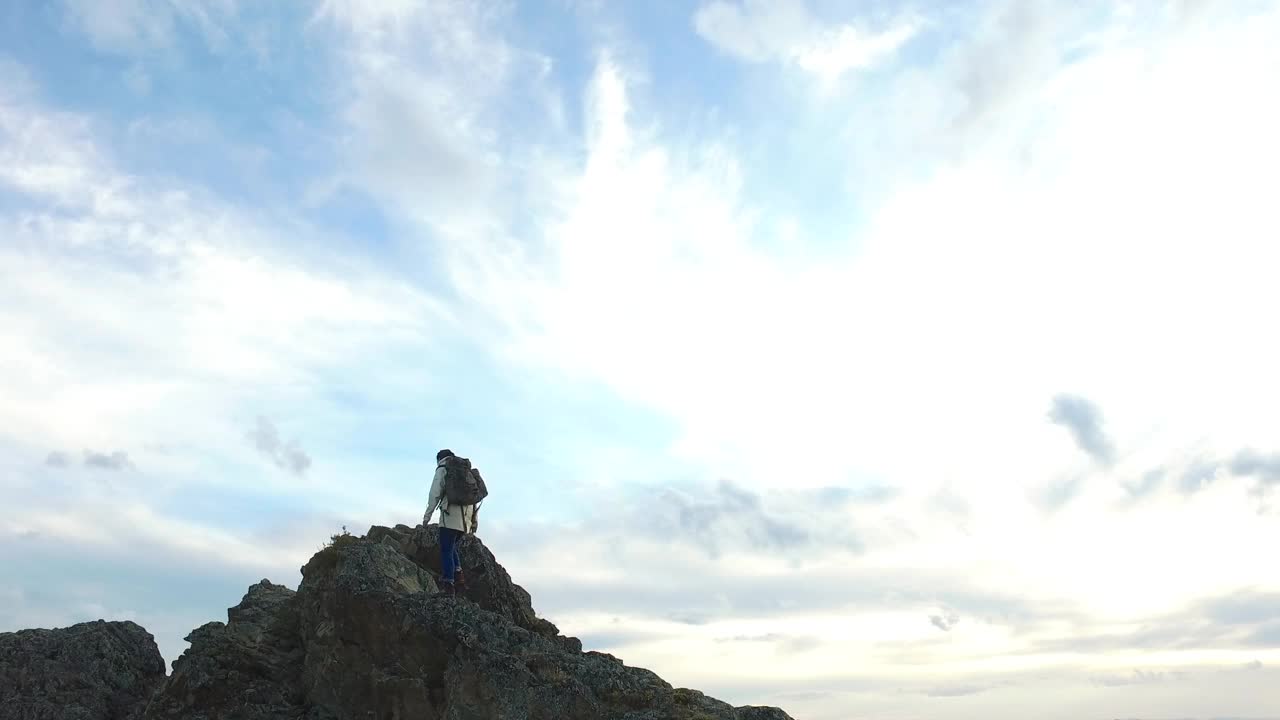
[0,619,166,720]
[1,524,795,720]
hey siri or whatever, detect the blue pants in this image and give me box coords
[440,527,463,583]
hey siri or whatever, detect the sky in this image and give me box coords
[2,0,1280,718]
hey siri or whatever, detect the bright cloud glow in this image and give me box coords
[694,0,920,85]
[3,1,1280,719]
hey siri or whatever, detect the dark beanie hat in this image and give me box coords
[436,449,455,462]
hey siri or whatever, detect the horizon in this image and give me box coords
[2,1,1280,719]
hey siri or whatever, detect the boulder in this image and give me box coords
[0,619,166,720]
[143,580,305,720]
[380,523,567,642]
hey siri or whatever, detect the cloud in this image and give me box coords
[1173,451,1280,496]
[601,479,866,560]
[0,69,447,467]
[1048,394,1116,465]
[432,0,1280,513]
[1038,474,1086,511]
[59,0,236,55]
[82,450,134,471]
[716,633,820,654]
[693,0,918,83]
[247,417,311,476]
[1089,668,1176,687]
[1180,458,1223,493]
[1229,450,1280,487]
[1121,468,1165,499]
[440,52,972,492]
[1202,590,1280,627]
[311,0,559,227]
[61,0,176,52]
[947,0,1077,135]
[539,568,1051,633]
[0,496,345,663]
[1030,590,1280,656]
[930,611,960,632]
[7,1,1280,718]
[45,451,71,468]
[925,684,989,698]
[722,632,779,643]
[1247,623,1280,648]
[490,479,1084,640]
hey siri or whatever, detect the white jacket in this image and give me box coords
[423,457,477,533]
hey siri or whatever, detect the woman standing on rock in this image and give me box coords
[423,448,485,595]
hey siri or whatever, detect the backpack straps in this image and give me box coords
[437,461,451,515]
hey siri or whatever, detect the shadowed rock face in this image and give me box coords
[3,525,796,720]
[0,619,166,720]
[369,523,568,643]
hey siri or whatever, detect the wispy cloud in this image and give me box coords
[693,0,919,84]
[59,0,237,55]
[1120,468,1165,500]
[1179,458,1223,494]
[44,451,71,468]
[1230,450,1280,488]
[82,450,134,471]
[45,449,135,471]
[0,56,448,478]
[1089,668,1178,687]
[1048,394,1115,466]
[930,611,960,632]
[925,684,989,697]
[247,417,311,477]
[1165,450,1280,497]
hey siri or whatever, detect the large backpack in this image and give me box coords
[442,455,488,507]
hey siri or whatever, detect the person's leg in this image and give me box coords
[453,537,465,590]
[439,527,458,587]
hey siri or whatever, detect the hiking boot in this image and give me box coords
[437,580,456,597]
[454,569,468,593]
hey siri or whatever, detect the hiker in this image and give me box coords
[423,449,487,595]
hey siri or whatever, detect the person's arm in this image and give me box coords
[423,465,445,526]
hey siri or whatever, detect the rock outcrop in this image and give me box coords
[148,524,794,719]
[0,619,166,720]
[369,523,567,642]
[3,524,795,720]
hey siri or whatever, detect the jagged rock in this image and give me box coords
[19,525,795,720]
[381,524,569,644]
[143,580,306,719]
[735,708,796,720]
[0,619,165,720]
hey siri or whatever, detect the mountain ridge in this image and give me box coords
[0,523,795,720]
